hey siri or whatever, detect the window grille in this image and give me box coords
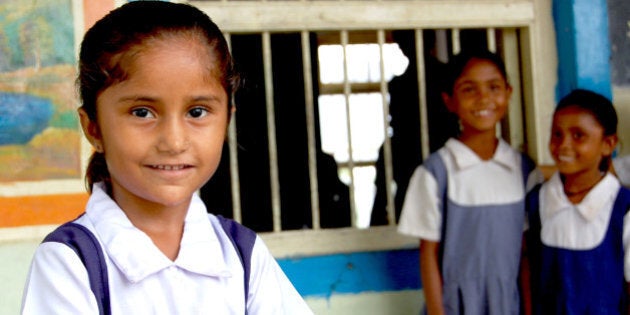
[192,0,555,257]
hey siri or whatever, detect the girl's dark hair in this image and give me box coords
[555,89,618,171]
[78,1,240,192]
[442,49,509,95]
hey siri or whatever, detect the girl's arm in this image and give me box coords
[246,237,313,315]
[519,236,532,315]
[420,239,444,315]
[21,243,99,314]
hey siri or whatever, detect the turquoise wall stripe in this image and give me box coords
[278,249,421,297]
[553,0,612,100]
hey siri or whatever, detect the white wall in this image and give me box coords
[0,239,39,314]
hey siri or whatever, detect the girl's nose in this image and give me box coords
[479,87,492,104]
[556,134,572,149]
[156,117,190,154]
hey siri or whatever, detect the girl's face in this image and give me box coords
[80,36,229,211]
[549,106,616,178]
[443,58,512,135]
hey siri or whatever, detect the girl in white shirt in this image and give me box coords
[21,2,312,314]
[524,89,629,314]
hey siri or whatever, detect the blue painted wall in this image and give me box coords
[278,249,420,298]
[553,0,612,99]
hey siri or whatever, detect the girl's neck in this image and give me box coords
[458,129,498,160]
[561,169,606,204]
[114,193,190,261]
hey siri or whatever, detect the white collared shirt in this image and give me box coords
[538,172,630,280]
[21,183,312,315]
[398,138,542,240]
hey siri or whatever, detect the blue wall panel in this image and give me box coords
[553,0,612,99]
[278,249,421,298]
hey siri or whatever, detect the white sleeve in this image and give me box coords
[623,211,630,282]
[21,242,99,315]
[397,166,442,241]
[614,156,630,187]
[246,237,313,315]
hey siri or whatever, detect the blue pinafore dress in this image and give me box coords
[423,152,535,315]
[526,185,630,315]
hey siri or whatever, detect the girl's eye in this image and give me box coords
[131,107,154,118]
[551,130,563,140]
[572,132,584,140]
[188,107,209,118]
[460,86,477,95]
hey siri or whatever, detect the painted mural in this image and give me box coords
[0,0,80,181]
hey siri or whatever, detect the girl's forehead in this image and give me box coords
[553,106,602,127]
[555,105,593,117]
[120,36,218,79]
[462,58,502,75]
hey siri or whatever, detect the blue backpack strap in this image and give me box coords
[216,215,257,314]
[43,221,111,315]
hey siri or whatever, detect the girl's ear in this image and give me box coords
[602,134,619,156]
[506,84,513,99]
[78,108,104,153]
[442,92,456,113]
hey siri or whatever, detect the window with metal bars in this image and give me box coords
[191,0,554,256]
[200,27,525,229]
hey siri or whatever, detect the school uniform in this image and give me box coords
[21,182,312,315]
[398,138,540,315]
[527,172,630,314]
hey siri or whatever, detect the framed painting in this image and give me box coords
[0,0,115,227]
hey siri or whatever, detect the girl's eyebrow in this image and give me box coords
[190,95,223,103]
[455,77,505,87]
[117,95,157,103]
[116,95,223,103]
[453,80,475,89]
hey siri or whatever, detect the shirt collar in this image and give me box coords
[542,172,620,222]
[444,138,518,171]
[86,183,231,283]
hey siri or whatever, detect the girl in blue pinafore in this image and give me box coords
[398,49,542,315]
[524,89,630,314]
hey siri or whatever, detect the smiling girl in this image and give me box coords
[397,49,541,314]
[525,89,630,314]
[21,2,311,314]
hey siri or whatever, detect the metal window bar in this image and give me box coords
[415,29,431,160]
[376,29,396,226]
[224,33,243,224]
[341,30,358,228]
[301,31,321,230]
[487,28,497,52]
[452,28,461,54]
[502,28,526,150]
[262,32,283,232]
